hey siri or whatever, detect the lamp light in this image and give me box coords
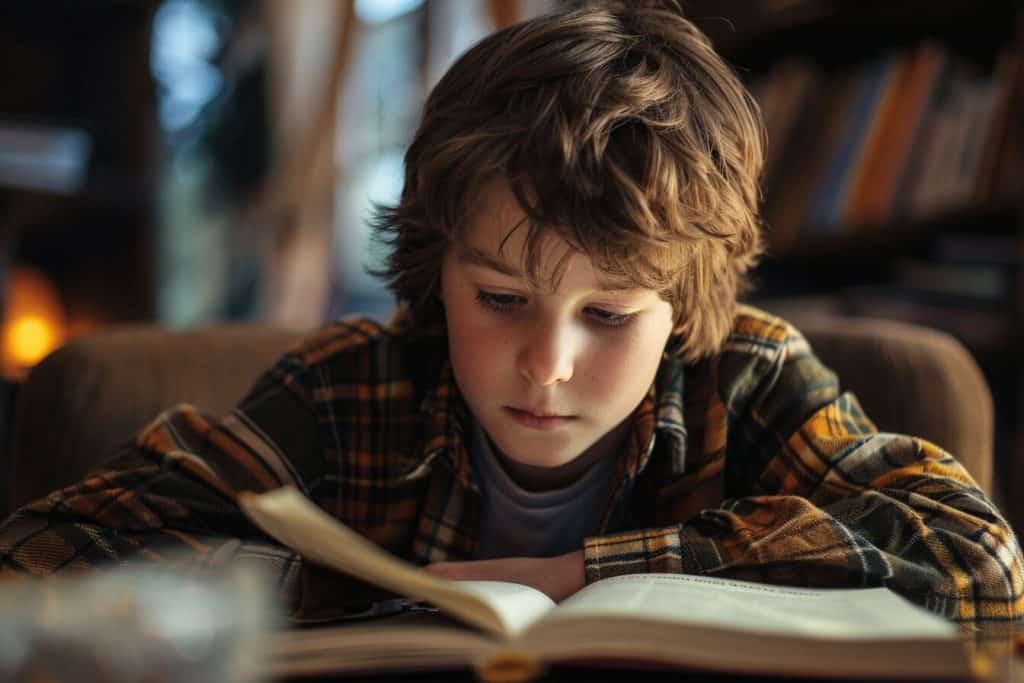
[0,266,66,380]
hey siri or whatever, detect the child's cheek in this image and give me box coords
[585,339,634,388]
[461,325,507,374]
[448,302,514,378]
[583,332,661,404]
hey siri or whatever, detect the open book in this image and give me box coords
[239,486,971,681]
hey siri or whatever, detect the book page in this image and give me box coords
[506,574,967,681]
[456,581,555,635]
[238,486,553,638]
[546,573,957,639]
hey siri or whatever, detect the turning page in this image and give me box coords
[238,486,553,637]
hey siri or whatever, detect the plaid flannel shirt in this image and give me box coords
[1,305,1021,622]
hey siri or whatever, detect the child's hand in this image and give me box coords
[424,550,585,602]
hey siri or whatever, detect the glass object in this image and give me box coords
[0,563,275,683]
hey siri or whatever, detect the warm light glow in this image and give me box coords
[1,267,67,379]
[5,315,57,366]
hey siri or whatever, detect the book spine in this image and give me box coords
[890,57,957,220]
[839,51,912,229]
[981,47,1024,202]
[807,55,897,234]
[953,77,998,208]
[858,44,947,227]
[763,72,852,249]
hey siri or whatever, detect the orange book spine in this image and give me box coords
[859,45,947,226]
[842,52,913,228]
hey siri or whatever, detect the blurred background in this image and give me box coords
[0,0,1021,519]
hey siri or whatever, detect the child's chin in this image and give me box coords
[498,441,585,470]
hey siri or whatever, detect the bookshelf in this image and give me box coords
[686,0,1024,527]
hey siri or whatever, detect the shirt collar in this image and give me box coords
[419,361,477,490]
[417,350,689,487]
[652,353,689,476]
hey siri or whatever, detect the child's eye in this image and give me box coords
[475,290,525,312]
[585,307,637,328]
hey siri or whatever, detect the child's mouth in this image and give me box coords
[504,407,576,430]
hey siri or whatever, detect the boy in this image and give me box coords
[2,1,1022,623]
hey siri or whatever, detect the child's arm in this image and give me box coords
[582,316,1024,622]
[424,550,585,602]
[0,349,385,620]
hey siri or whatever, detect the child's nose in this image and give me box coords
[516,319,576,386]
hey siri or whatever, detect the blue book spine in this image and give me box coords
[808,55,896,234]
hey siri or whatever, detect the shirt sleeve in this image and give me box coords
[0,350,393,621]
[583,324,1024,622]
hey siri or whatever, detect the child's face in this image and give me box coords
[440,182,676,469]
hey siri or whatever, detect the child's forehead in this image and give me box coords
[463,179,531,230]
[456,179,656,292]
[460,181,582,259]
[452,233,644,294]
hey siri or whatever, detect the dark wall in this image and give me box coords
[0,0,160,324]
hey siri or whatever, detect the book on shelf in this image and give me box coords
[859,45,958,226]
[764,69,857,248]
[905,61,1007,219]
[755,39,1022,248]
[892,233,1020,308]
[841,284,1013,351]
[808,52,903,233]
[847,44,942,228]
[975,49,1024,203]
[894,258,1013,303]
[238,485,972,682]
[755,59,822,203]
[986,46,1024,202]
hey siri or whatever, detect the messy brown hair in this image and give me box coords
[372,0,765,362]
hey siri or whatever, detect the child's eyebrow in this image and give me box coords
[456,244,641,292]
[457,244,522,278]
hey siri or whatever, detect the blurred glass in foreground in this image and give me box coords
[0,563,275,683]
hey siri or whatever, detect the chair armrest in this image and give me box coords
[800,316,993,494]
[8,324,301,513]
